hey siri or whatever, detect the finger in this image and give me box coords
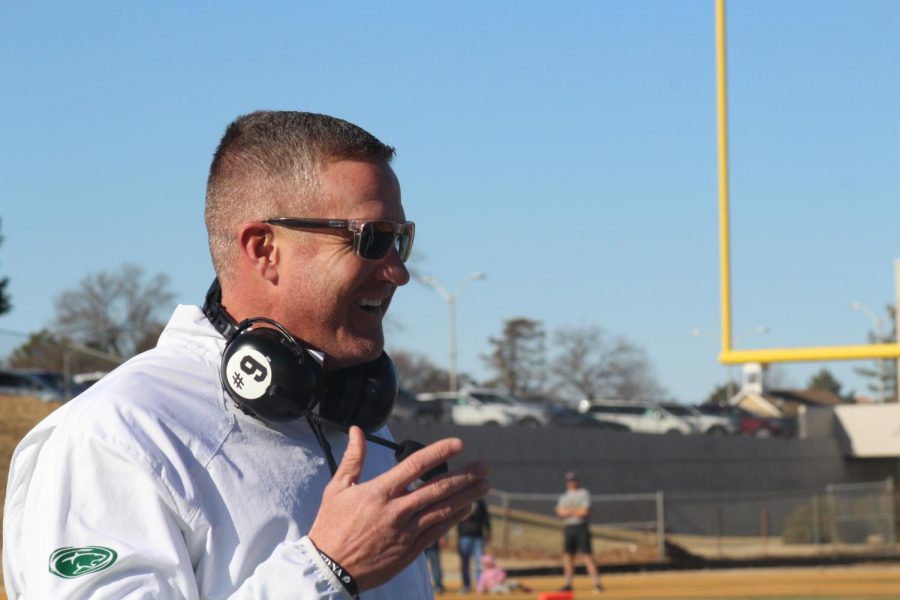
[381,437,465,495]
[412,477,491,531]
[397,460,490,513]
[332,425,366,487]
[410,504,476,557]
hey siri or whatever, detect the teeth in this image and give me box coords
[360,298,383,308]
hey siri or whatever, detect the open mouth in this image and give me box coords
[359,298,384,313]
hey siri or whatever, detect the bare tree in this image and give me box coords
[602,338,666,401]
[54,264,175,358]
[550,326,608,400]
[551,325,666,402]
[390,349,450,393]
[0,218,11,315]
[482,317,546,398]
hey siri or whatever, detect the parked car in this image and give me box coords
[416,388,549,427]
[0,369,72,402]
[659,402,738,435]
[546,405,630,431]
[576,399,696,435]
[737,410,795,438]
[73,371,109,389]
[697,404,793,438]
[389,388,445,424]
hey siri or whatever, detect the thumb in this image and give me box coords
[332,425,366,487]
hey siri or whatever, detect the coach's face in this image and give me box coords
[271,159,410,370]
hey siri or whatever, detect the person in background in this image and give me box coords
[424,536,445,594]
[457,497,491,593]
[477,553,532,594]
[555,471,602,593]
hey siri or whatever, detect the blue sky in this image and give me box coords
[1,1,898,403]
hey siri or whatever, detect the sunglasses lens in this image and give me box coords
[358,222,398,260]
[357,222,414,262]
[397,223,414,262]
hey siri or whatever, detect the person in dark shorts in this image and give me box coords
[555,471,602,592]
[456,497,491,593]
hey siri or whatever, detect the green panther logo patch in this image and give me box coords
[49,546,118,578]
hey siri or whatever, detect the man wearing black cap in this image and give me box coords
[555,471,602,592]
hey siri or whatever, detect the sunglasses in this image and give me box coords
[265,218,415,263]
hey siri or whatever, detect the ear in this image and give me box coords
[237,222,279,283]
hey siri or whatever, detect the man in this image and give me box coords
[456,497,490,593]
[3,111,490,598]
[555,471,602,593]
[423,537,445,594]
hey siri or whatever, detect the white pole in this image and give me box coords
[448,295,458,393]
[416,273,485,393]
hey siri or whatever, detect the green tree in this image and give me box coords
[9,330,120,373]
[807,368,842,397]
[852,306,898,403]
[0,218,11,315]
[704,383,731,406]
[482,317,546,398]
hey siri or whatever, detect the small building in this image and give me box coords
[728,362,842,417]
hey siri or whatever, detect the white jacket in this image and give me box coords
[3,305,433,599]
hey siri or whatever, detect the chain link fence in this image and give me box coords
[485,478,898,565]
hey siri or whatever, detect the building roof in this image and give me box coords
[730,388,843,417]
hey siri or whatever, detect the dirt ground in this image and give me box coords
[432,565,900,599]
[0,394,59,537]
[6,565,898,600]
[0,394,61,596]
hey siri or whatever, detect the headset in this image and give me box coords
[202,279,447,481]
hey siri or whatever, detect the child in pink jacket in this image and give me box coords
[477,554,533,594]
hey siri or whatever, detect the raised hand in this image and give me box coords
[308,426,490,591]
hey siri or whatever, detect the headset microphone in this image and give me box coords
[305,412,449,482]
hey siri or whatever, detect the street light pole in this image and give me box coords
[417,272,485,392]
[851,301,887,402]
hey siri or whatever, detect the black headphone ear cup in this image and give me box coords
[320,352,398,432]
[221,327,323,422]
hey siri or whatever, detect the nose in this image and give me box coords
[377,247,410,286]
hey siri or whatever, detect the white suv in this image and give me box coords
[576,399,696,435]
[416,388,548,428]
[660,402,737,435]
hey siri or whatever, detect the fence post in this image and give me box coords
[655,491,665,561]
[501,492,511,551]
[716,505,723,557]
[885,477,896,546]
[811,495,820,549]
[826,484,838,554]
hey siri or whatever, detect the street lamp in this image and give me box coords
[417,272,486,392]
[850,301,886,402]
[691,325,769,400]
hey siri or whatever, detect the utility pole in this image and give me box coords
[416,272,486,392]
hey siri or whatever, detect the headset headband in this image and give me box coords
[203,278,241,340]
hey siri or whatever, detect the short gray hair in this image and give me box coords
[204,111,396,279]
